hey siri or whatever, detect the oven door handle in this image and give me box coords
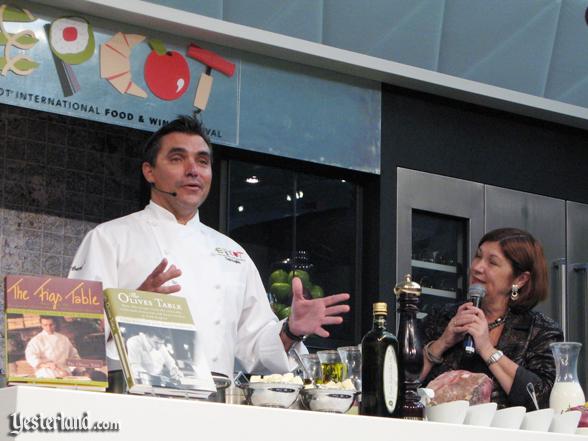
[571,263,588,345]
[553,258,567,339]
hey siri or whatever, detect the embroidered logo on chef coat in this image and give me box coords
[215,247,246,264]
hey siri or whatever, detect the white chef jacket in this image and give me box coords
[126,333,180,378]
[25,330,80,378]
[68,201,301,377]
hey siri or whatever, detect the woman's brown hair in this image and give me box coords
[478,228,548,312]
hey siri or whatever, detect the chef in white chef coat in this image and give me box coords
[69,115,350,377]
[126,330,182,380]
[25,316,81,378]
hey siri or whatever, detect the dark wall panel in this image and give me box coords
[382,85,588,201]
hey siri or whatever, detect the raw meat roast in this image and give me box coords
[427,370,493,405]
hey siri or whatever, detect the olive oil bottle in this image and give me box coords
[360,302,399,417]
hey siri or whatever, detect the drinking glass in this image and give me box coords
[337,345,362,391]
[300,354,322,385]
[316,350,346,383]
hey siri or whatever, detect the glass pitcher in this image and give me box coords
[549,342,586,413]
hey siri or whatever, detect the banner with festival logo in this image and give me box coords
[0,1,381,173]
[0,1,238,144]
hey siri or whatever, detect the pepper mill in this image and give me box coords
[394,274,424,420]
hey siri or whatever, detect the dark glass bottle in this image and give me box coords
[360,302,400,417]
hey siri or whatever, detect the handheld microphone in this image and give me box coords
[151,183,177,197]
[464,283,486,356]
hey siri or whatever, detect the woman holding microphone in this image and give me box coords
[420,228,563,409]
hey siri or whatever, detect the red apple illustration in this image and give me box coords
[144,39,190,100]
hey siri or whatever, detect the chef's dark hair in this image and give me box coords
[39,315,56,323]
[143,115,213,166]
[39,315,59,330]
[478,228,548,312]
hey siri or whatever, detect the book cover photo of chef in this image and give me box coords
[104,288,215,398]
[4,275,108,390]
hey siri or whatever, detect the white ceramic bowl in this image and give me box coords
[299,388,356,413]
[464,402,498,426]
[549,410,581,434]
[521,408,554,432]
[491,406,526,429]
[575,427,588,436]
[243,382,302,408]
[425,400,470,424]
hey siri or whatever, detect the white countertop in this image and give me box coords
[0,386,581,441]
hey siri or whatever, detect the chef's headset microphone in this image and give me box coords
[150,182,177,197]
[463,283,486,356]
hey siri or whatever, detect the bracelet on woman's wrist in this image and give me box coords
[486,349,504,365]
[424,341,444,364]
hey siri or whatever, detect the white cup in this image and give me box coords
[464,402,498,426]
[521,408,554,431]
[549,410,581,434]
[491,406,526,429]
[425,400,469,424]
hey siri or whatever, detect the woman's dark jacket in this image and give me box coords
[421,303,564,410]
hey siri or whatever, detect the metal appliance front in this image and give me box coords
[396,168,484,302]
[485,185,566,328]
[566,201,588,390]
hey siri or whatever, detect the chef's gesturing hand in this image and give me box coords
[287,277,350,338]
[137,258,182,294]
